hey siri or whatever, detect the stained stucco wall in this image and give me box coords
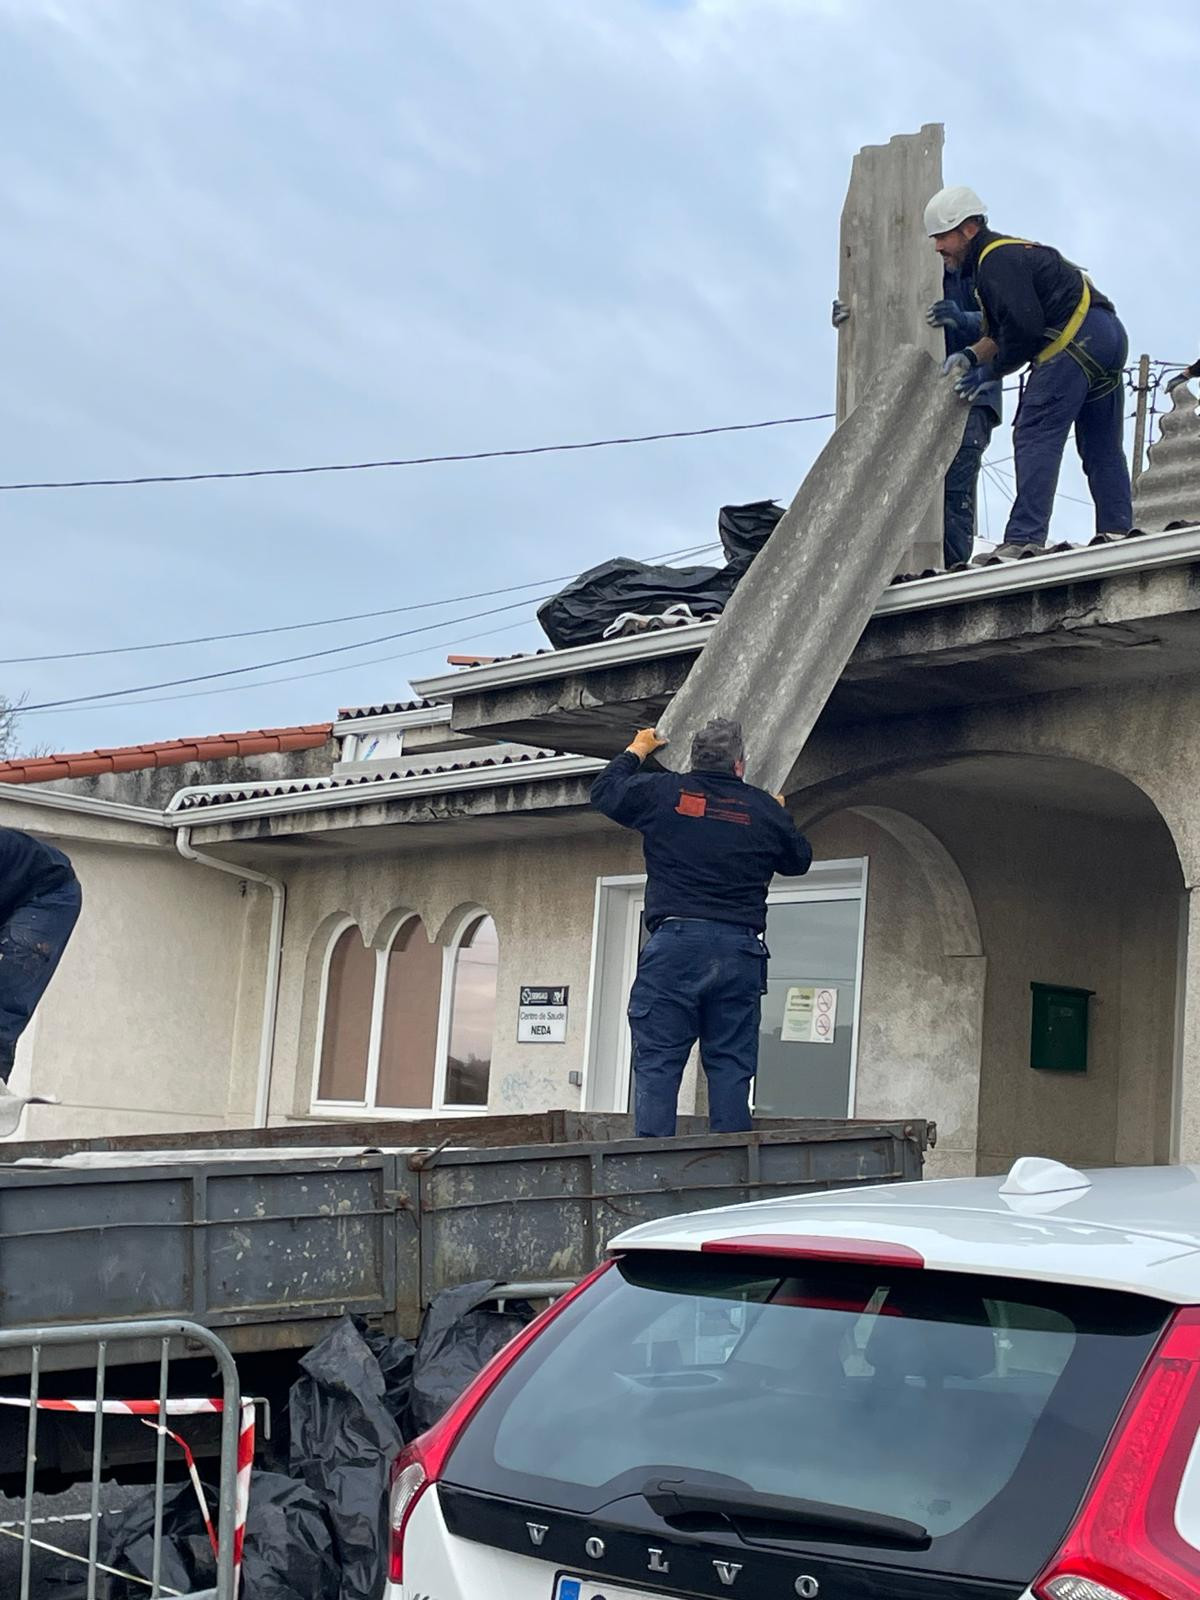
[806,809,984,1179]
[1,813,267,1142]
[269,825,643,1122]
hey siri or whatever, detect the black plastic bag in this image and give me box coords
[537,557,733,649]
[44,1481,212,1599]
[409,1280,534,1437]
[240,1470,340,1600]
[288,1316,403,1600]
[46,1472,338,1600]
[719,499,785,575]
[536,499,784,648]
[361,1324,417,1440]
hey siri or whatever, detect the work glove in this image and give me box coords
[926,300,984,340]
[831,298,850,328]
[942,349,992,402]
[927,298,966,331]
[628,727,668,761]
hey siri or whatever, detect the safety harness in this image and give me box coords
[976,237,1121,399]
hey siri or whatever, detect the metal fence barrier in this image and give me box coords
[0,1318,243,1599]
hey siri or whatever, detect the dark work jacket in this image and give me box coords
[965,225,1117,378]
[942,267,1002,421]
[0,828,76,926]
[590,752,813,932]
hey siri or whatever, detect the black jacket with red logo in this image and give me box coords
[590,753,813,932]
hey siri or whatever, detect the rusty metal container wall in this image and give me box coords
[0,1119,927,1355]
[410,1121,928,1321]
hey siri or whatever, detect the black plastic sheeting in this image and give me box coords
[46,1472,338,1600]
[289,1319,408,1600]
[46,1285,533,1600]
[537,499,784,648]
[409,1280,534,1437]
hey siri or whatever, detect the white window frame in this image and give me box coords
[581,859,869,1116]
[309,909,497,1119]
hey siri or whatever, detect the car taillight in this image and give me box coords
[387,1261,614,1584]
[1033,1305,1200,1600]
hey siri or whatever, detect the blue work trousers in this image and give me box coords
[943,406,998,567]
[628,917,767,1138]
[1005,306,1133,546]
[0,879,82,1077]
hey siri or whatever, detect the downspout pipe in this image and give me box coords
[175,826,284,1128]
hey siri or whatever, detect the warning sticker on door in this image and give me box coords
[781,984,838,1045]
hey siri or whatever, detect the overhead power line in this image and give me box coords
[24,542,726,720]
[24,614,545,719]
[18,541,724,714]
[0,542,718,666]
[19,594,556,711]
[0,414,835,492]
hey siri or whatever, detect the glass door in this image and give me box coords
[585,860,867,1118]
[753,886,865,1117]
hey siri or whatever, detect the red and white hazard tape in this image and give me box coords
[0,1394,255,1590]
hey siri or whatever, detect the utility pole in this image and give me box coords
[1131,353,1152,487]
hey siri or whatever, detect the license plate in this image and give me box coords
[555,1579,676,1600]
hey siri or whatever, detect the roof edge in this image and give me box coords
[411,523,1200,701]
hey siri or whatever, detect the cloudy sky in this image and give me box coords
[2,0,1196,754]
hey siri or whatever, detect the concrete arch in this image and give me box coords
[432,901,495,949]
[846,805,983,958]
[369,905,429,953]
[792,719,1190,886]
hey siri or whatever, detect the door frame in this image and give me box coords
[581,859,869,1115]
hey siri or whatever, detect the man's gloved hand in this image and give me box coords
[927,298,966,331]
[774,793,787,807]
[628,727,668,761]
[942,349,991,402]
[831,298,851,328]
[927,300,984,340]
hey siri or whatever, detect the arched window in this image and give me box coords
[316,924,375,1102]
[312,910,499,1113]
[376,916,443,1108]
[442,914,499,1107]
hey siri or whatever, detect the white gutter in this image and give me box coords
[0,784,170,828]
[411,523,1200,700]
[175,826,284,1127]
[163,752,605,826]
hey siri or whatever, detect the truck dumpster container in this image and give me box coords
[0,1114,929,1363]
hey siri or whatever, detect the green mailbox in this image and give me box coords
[1030,982,1094,1073]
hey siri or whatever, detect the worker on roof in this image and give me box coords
[833,266,1002,568]
[590,719,812,1138]
[924,185,1132,561]
[0,827,81,1131]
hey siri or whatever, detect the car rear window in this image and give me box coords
[444,1251,1167,1586]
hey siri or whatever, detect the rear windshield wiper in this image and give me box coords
[642,1477,931,1549]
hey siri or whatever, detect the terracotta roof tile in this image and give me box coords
[0,724,333,787]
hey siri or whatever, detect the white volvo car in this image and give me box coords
[387,1158,1200,1600]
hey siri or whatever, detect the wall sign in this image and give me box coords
[518,985,569,1043]
[781,984,838,1045]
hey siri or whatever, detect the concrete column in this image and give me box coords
[836,124,946,573]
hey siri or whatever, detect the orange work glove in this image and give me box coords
[628,728,668,761]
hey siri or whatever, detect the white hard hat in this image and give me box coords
[924,185,987,236]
